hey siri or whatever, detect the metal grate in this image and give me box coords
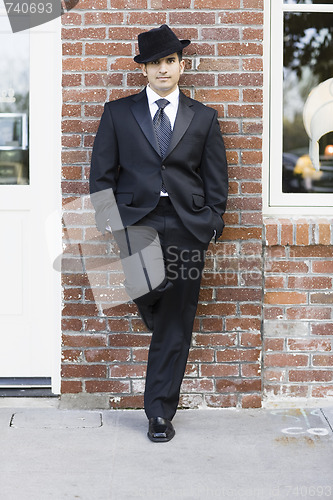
[0,377,56,397]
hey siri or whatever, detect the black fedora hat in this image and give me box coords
[134,24,191,64]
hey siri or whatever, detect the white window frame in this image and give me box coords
[263,0,333,216]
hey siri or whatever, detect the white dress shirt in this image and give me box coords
[146,84,179,129]
[146,85,179,196]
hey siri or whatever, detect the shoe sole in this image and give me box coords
[147,429,175,442]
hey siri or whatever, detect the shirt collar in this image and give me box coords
[146,85,179,108]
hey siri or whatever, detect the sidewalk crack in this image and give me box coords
[9,413,15,427]
[320,408,333,435]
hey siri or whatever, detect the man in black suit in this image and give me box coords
[90,25,228,442]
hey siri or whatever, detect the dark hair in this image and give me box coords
[144,51,184,66]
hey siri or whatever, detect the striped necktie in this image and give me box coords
[153,98,172,159]
[153,99,172,193]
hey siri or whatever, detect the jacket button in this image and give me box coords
[161,165,166,170]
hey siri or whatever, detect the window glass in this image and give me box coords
[284,1,333,4]
[283,12,333,193]
[0,16,29,184]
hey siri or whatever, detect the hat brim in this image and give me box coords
[134,40,191,64]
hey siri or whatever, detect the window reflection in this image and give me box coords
[0,16,29,185]
[284,1,333,4]
[283,12,333,193]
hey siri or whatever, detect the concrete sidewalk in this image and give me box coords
[0,400,332,500]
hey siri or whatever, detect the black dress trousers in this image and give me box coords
[129,197,210,421]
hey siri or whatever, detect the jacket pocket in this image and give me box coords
[192,194,205,208]
[115,192,133,205]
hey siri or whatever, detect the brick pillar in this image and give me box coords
[61,0,264,409]
[263,218,333,403]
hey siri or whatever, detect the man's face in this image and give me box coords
[141,53,185,97]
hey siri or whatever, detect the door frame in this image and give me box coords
[31,17,62,395]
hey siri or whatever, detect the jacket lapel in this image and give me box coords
[165,91,194,158]
[131,89,160,157]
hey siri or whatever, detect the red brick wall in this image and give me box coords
[61,0,264,408]
[263,218,333,402]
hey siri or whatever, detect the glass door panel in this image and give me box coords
[0,15,29,184]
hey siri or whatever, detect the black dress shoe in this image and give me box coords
[148,417,175,442]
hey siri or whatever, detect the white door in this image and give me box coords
[0,8,61,394]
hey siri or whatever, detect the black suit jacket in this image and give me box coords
[90,89,228,243]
